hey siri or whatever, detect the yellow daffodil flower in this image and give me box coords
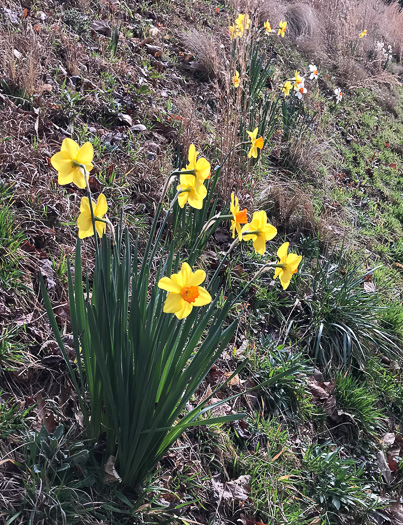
[293,70,303,89]
[177,174,207,209]
[232,69,240,88]
[184,144,211,184]
[264,20,273,34]
[241,210,277,255]
[230,193,248,240]
[229,24,242,40]
[77,194,108,239]
[359,29,367,38]
[278,20,287,37]
[274,242,302,290]
[282,81,293,96]
[51,138,94,189]
[246,128,264,159]
[236,13,251,30]
[158,262,212,319]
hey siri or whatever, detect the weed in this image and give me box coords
[334,373,384,435]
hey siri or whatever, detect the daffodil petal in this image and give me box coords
[95,194,108,217]
[193,286,212,306]
[76,142,94,165]
[287,253,302,271]
[279,269,293,290]
[195,158,210,181]
[253,235,266,255]
[274,267,282,279]
[50,151,73,172]
[179,262,192,284]
[277,242,289,261]
[77,213,93,238]
[175,300,193,319]
[72,168,87,189]
[61,138,80,158]
[188,269,206,286]
[58,171,74,185]
[263,224,277,241]
[95,220,106,238]
[158,277,182,293]
[177,192,188,208]
[163,292,183,313]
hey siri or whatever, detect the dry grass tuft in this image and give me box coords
[181,30,221,80]
[257,183,319,238]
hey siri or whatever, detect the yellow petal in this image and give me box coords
[95,194,108,217]
[77,211,93,239]
[179,262,192,285]
[254,210,267,229]
[72,167,87,189]
[195,157,211,182]
[287,253,302,272]
[61,138,79,159]
[253,235,266,255]
[187,144,197,170]
[277,242,289,262]
[51,151,73,172]
[248,145,257,158]
[188,194,204,209]
[80,197,91,213]
[193,286,212,306]
[263,223,277,241]
[188,269,206,286]
[158,277,182,293]
[95,220,106,238]
[76,142,94,165]
[274,267,282,279]
[279,269,293,290]
[58,170,74,186]
[163,292,183,314]
[177,191,188,208]
[175,300,193,319]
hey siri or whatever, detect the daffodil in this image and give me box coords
[230,193,248,240]
[184,144,211,185]
[274,242,302,290]
[241,210,277,255]
[293,70,303,89]
[177,174,207,209]
[282,80,293,97]
[246,128,264,159]
[51,138,94,189]
[278,20,287,37]
[229,24,242,40]
[295,83,307,99]
[237,13,251,31]
[158,262,212,319]
[264,19,273,34]
[334,88,343,103]
[359,29,367,38]
[77,194,108,239]
[232,70,240,88]
[309,64,318,80]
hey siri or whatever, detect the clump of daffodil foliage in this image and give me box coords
[43,12,309,487]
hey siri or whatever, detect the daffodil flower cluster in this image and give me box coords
[177,144,210,210]
[50,137,302,320]
[229,13,251,40]
[51,138,110,239]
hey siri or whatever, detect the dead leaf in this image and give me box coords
[363,281,376,293]
[376,450,393,484]
[91,20,112,37]
[118,113,133,126]
[381,433,396,446]
[34,393,56,433]
[40,259,56,291]
[105,455,122,483]
[211,475,251,502]
[132,123,147,132]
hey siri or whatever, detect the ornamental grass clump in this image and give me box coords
[43,138,302,487]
